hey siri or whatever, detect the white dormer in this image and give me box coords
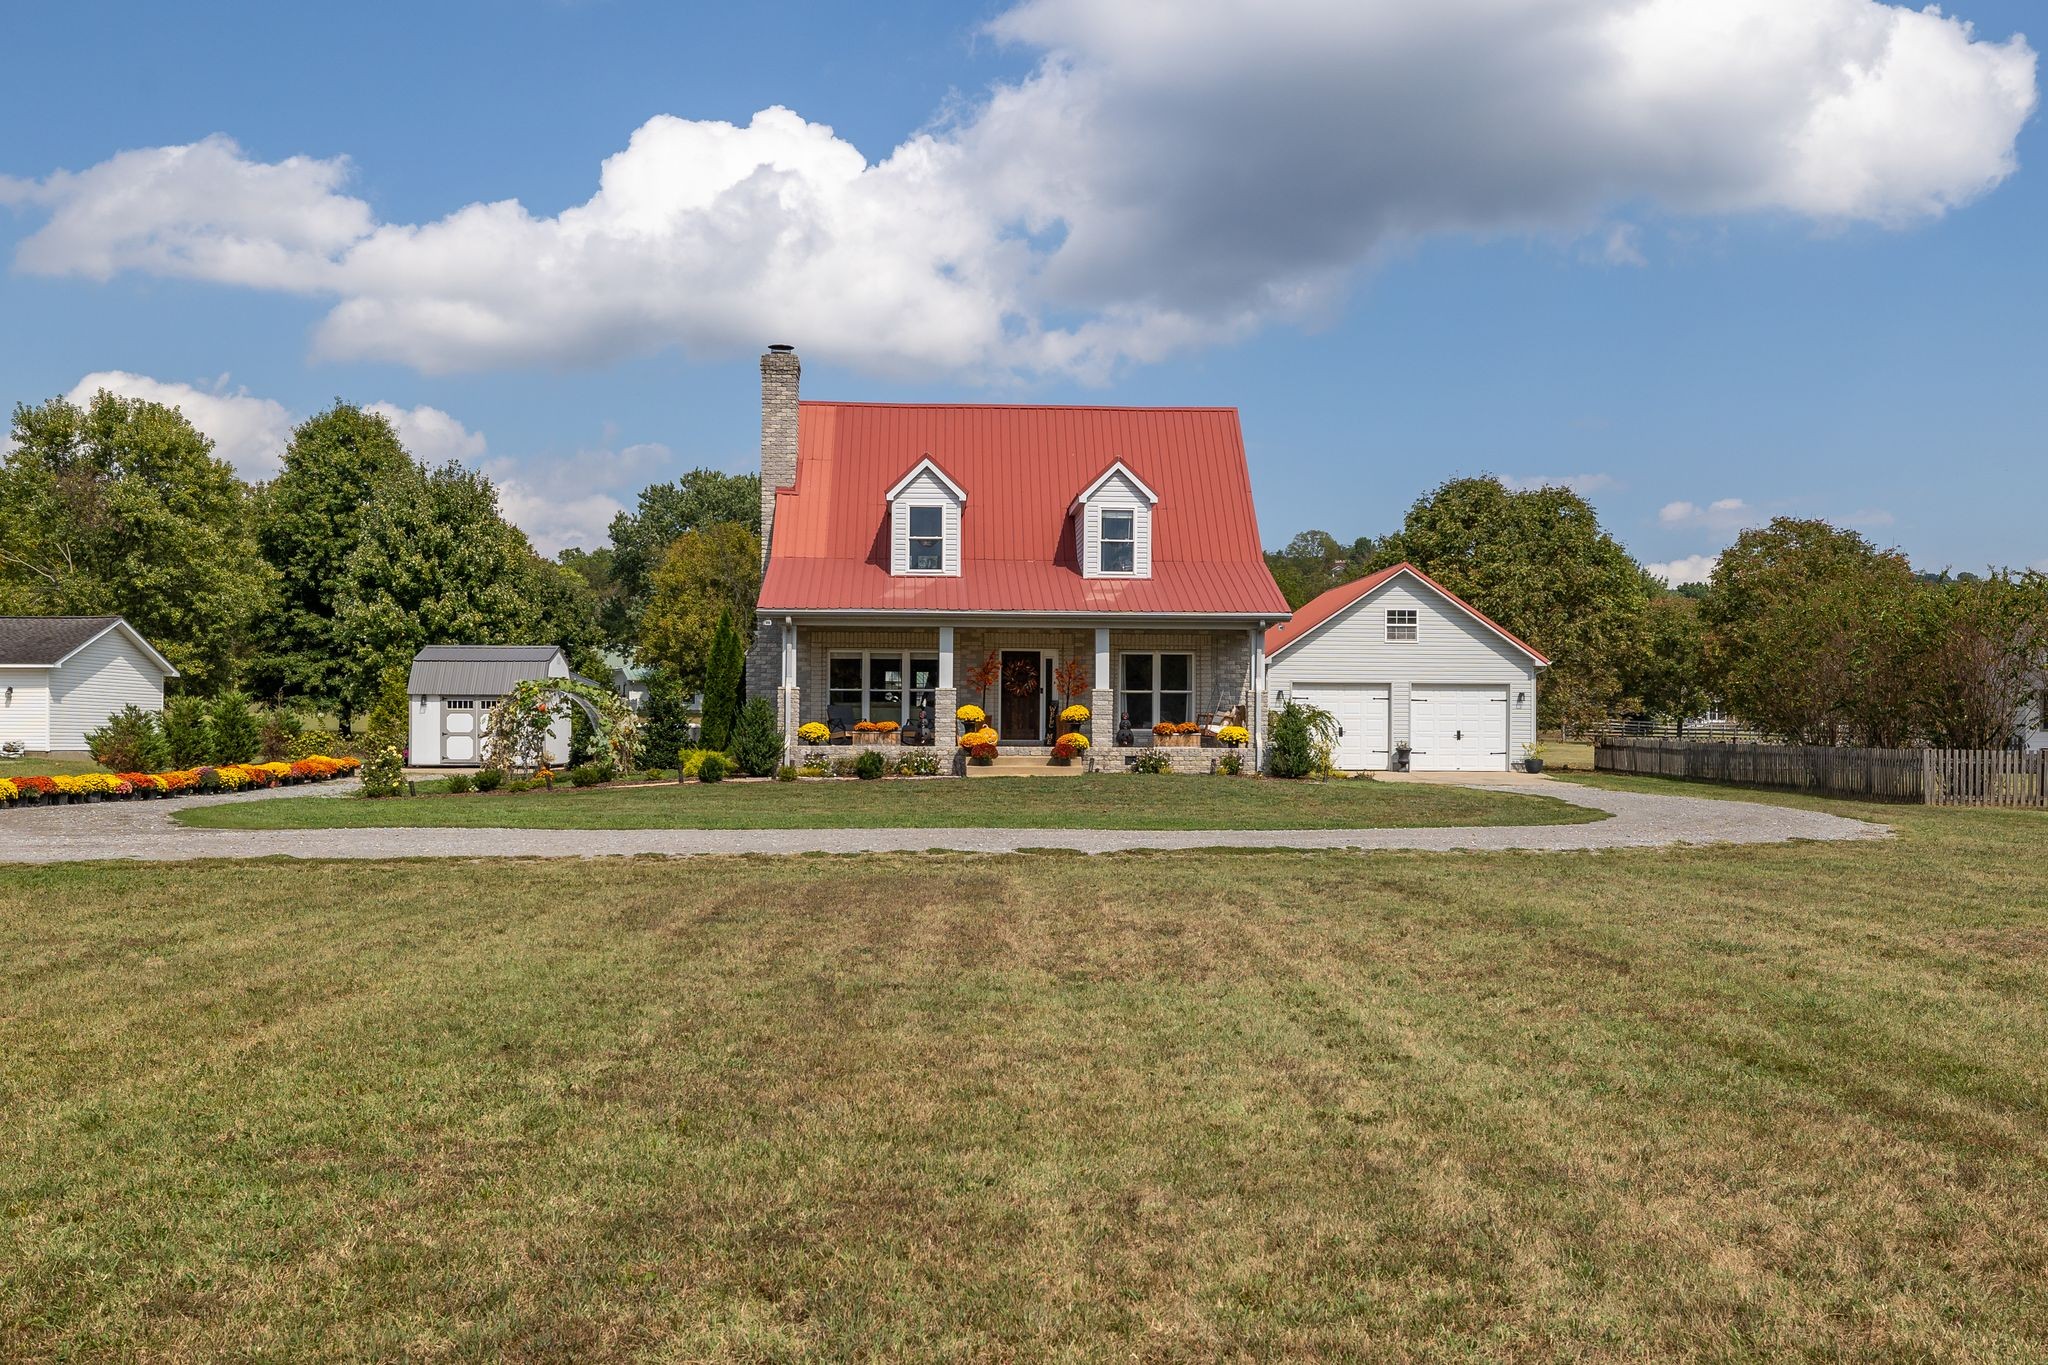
[1073,460,1158,579]
[886,456,966,576]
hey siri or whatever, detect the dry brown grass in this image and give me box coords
[4,779,2046,1360]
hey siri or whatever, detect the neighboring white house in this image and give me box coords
[0,616,178,754]
[1262,564,1548,772]
[406,645,572,767]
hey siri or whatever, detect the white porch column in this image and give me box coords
[1093,627,1110,689]
[781,618,799,758]
[938,624,955,688]
[1248,624,1264,763]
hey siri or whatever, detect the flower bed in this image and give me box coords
[0,755,360,809]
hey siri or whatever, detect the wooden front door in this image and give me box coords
[999,650,1042,742]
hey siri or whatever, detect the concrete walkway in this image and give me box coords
[0,775,1888,863]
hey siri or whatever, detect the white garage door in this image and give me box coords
[1292,685,1390,771]
[1410,686,1509,771]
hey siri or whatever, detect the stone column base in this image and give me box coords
[933,687,959,772]
[1087,687,1115,771]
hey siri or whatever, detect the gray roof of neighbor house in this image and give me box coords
[407,645,566,697]
[0,615,178,674]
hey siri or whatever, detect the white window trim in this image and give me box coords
[1117,650,1195,729]
[1387,608,1418,643]
[904,504,946,575]
[1097,507,1138,577]
[826,650,942,724]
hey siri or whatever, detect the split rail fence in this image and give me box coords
[1595,738,2048,808]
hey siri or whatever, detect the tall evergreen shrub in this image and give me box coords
[731,696,783,777]
[699,609,744,750]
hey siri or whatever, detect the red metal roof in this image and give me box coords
[1262,563,1551,664]
[757,402,1291,618]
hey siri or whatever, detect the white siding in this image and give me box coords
[889,469,963,576]
[410,697,443,765]
[1266,576,1539,768]
[47,629,169,751]
[1079,471,1153,578]
[0,668,52,750]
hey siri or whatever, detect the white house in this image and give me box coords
[406,645,572,767]
[0,616,178,754]
[1262,565,1548,772]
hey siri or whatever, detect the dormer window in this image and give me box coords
[886,456,966,577]
[1073,460,1160,580]
[1100,510,1136,574]
[907,505,944,572]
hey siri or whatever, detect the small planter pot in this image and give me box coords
[1523,758,1546,774]
[1154,733,1199,748]
[853,731,900,746]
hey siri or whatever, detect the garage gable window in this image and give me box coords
[1387,609,1418,642]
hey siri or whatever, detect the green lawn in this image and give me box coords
[6,777,2048,1359]
[173,772,1601,831]
[0,755,111,778]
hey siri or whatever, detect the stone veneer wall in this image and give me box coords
[1086,746,1249,774]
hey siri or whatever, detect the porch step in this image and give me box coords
[966,751,1089,777]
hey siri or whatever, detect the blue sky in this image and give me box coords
[2,0,2042,580]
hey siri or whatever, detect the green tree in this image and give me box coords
[162,697,213,767]
[634,666,697,770]
[0,391,272,692]
[208,691,262,764]
[636,522,762,689]
[252,404,413,718]
[1372,477,1649,731]
[1917,573,2048,749]
[730,696,783,776]
[333,462,542,714]
[1628,592,1714,728]
[604,470,760,646]
[1700,519,1923,744]
[698,608,745,750]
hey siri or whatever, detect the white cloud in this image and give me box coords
[1505,472,1618,496]
[364,401,487,465]
[1659,497,1755,531]
[1,0,2033,378]
[1591,223,1647,267]
[64,370,295,478]
[484,442,670,557]
[1647,553,1720,586]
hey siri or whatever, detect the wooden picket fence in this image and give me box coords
[1596,738,2048,808]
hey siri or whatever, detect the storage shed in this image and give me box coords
[406,645,571,767]
[0,616,178,755]
[1262,565,1547,772]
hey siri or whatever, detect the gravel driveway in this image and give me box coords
[0,777,1887,863]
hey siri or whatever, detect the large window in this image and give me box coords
[828,651,942,741]
[907,505,943,572]
[1100,508,1136,574]
[1119,651,1192,730]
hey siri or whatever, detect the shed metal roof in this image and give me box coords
[756,402,1291,618]
[407,645,566,697]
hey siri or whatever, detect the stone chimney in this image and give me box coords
[759,344,800,566]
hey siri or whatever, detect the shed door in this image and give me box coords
[1410,686,1509,771]
[441,698,479,764]
[1291,685,1390,771]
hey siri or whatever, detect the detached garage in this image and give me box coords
[1262,564,1548,772]
[0,616,178,755]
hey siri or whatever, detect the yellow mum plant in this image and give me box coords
[798,721,831,744]
[958,726,1000,749]
[1215,725,1250,747]
[1059,704,1090,724]
[956,704,987,726]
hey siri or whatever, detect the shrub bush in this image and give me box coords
[209,692,262,765]
[444,772,476,794]
[1217,751,1244,776]
[163,697,213,768]
[1132,749,1173,774]
[359,746,406,799]
[568,763,612,788]
[86,705,171,773]
[730,696,783,777]
[893,750,941,776]
[506,777,536,793]
[696,751,730,783]
[829,753,859,778]
[776,765,798,782]
[854,748,885,780]
[474,767,505,793]
[258,709,305,761]
[798,763,830,777]
[1267,700,1336,779]
[680,749,730,779]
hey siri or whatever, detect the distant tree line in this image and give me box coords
[1267,478,2048,746]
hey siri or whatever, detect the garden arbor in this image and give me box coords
[482,678,640,774]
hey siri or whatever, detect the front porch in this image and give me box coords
[748,619,1264,773]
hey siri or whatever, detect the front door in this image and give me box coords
[999,650,1042,742]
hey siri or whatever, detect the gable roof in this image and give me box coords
[1262,564,1550,665]
[0,616,178,675]
[1074,459,1159,507]
[407,644,565,696]
[758,402,1290,618]
[884,455,969,504]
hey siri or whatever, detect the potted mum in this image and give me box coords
[1153,721,1202,748]
[960,725,1000,764]
[1215,724,1250,748]
[1057,702,1090,737]
[1052,732,1089,765]
[798,721,831,746]
[853,720,901,745]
